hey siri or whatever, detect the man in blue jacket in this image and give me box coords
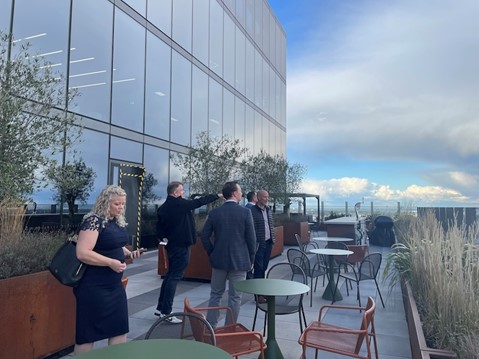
[156,181,219,323]
[201,181,256,327]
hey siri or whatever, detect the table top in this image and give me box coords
[324,216,363,224]
[309,248,353,256]
[235,278,309,297]
[77,339,231,359]
[312,237,355,242]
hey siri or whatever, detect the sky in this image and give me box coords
[268,0,479,208]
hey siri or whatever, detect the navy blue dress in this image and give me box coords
[73,215,129,344]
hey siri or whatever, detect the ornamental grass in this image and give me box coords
[386,212,479,358]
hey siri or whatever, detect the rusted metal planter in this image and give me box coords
[401,280,456,359]
[0,270,76,358]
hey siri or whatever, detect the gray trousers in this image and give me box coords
[206,268,246,328]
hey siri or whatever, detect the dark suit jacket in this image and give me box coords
[201,201,257,271]
[157,194,219,249]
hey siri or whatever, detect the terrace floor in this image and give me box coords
[61,236,412,358]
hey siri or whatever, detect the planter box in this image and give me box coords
[0,271,76,358]
[283,221,309,245]
[271,226,284,258]
[402,281,456,359]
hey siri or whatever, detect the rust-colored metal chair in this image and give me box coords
[298,297,378,359]
[184,298,266,359]
[346,244,369,268]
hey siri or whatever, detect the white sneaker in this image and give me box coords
[154,311,183,324]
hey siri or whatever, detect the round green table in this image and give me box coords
[77,339,231,358]
[235,278,310,359]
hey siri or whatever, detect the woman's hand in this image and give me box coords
[110,259,127,273]
[124,247,146,259]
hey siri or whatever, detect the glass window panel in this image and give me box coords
[245,104,254,154]
[223,88,235,138]
[145,32,171,140]
[209,0,223,76]
[123,0,146,16]
[262,116,269,154]
[254,0,262,48]
[269,12,275,63]
[69,0,113,121]
[235,28,245,94]
[235,0,245,29]
[275,73,281,124]
[208,78,222,139]
[192,0,209,65]
[0,0,11,33]
[223,14,235,86]
[223,0,234,13]
[172,0,192,52]
[111,10,145,132]
[245,38,255,101]
[144,144,169,204]
[281,81,286,126]
[262,58,269,112]
[262,1,270,57]
[245,0,254,37]
[169,150,185,183]
[269,120,275,155]
[254,110,262,155]
[235,97,245,153]
[269,66,275,117]
[147,0,171,36]
[110,136,143,163]
[191,65,208,145]
[12,0,69,105]
[254,48,262,107]
[170,50,191,146]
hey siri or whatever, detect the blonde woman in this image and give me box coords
[74,185,142,354]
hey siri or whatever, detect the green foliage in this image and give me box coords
[0,31,79,201]
[142,173,160,204]
[46,159,95,222]
[0,230,65,280]
[173,131,247,196]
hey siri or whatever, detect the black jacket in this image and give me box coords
[157,194,219,249]
[249,204,275,243]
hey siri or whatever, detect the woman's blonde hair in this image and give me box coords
[84,185,127,227]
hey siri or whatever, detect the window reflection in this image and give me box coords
[111,136,143,163]
[235,97,245,158]
[209,0,223,76]
[123,0,146,16]
[145,32,171,140]
[147,0,171,36]
[0,0,11,33]
[245,39,255,101]
[111,9,145,132]
[254,48,262,108]
[12,0,69,105]
[235,28,245,95]
[208,78,223,139]
[172,0,192,52]
[254,110,262,155]
[144,144,169,204]
[170,50,191,146]
[191,65,208,144]
[245,105,254,154]
[192,0,209,65]
[223,88,234,137]
[223,14,235,86]
[69,0,113,121]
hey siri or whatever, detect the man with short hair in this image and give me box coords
[201,181,256,327]
[244,191,257,208]
[156,181,219,323]
[249,190,275,279]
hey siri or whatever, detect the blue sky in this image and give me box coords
[268,0,479,207]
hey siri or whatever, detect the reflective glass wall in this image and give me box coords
[1,0,286,204]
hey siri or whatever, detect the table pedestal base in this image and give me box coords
[321,257,343,302]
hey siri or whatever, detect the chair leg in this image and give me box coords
[375,279,386,308]
[356,282,362,307]
[263,313,267,336]
[252,304,259,330]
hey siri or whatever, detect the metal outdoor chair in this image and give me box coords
[298,296,378,359]
[144,311,216,345]
[184,298,266,359]
[287,248,327,307]
[338,253,385,308]
[252,262,308,334]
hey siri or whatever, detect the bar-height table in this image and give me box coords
[308,248,353,302]
[77,339,231,358]
[235,278,309,359]
[312,236,355,244]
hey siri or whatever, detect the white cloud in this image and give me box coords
[286,0,479,204]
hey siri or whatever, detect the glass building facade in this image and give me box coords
[1,0,286,203]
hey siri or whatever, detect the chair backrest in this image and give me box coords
[354,297,376,353]
[346,244,369,265]
[287,248,311,275]
[267,262,306,306]
[295,233,307,250]
[359,253,382,280]
[144,311,216,345]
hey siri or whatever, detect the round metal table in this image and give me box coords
[235,278,309,359]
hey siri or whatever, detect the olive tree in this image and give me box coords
[46,159,95,223]
[172,132,247,197]
[0,32,78,201]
